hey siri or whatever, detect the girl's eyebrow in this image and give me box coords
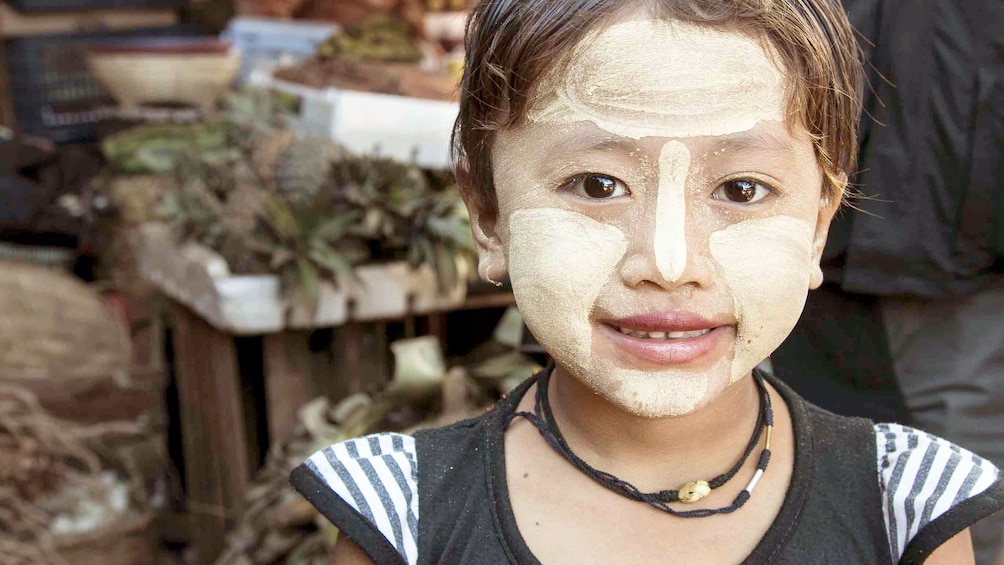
[548,130,640,158]
[709,128,797,157]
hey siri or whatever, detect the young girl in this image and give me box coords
[291,1,1004,563]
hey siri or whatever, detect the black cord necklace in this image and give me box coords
[507,369,774,518]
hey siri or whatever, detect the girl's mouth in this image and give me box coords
[610,326,712,340]
[598,312,732,366]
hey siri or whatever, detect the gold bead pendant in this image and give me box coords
[678,480,712,503]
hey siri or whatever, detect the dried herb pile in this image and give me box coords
[273,13,459,101]
[0,386,153,565]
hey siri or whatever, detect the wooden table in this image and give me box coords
[165,288,513,562]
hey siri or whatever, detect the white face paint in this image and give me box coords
[709,216,815,383]
[654,141,690,283]
[509,207,729,416]
[490,18,827,417]
[529,19,787,139]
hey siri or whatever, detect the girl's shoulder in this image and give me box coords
[289,388,522,565]
[788,382,1003,563]
[291,432,419,565]
[872,422,1003,562]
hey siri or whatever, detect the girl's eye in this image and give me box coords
[563,174,630,200]
[712,178,773,204]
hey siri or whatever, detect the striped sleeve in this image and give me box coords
[290,433,419,565]
[875,423,1003,564]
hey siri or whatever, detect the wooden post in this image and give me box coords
[262,332,325,445]
[0,42,12,129]
[169,303,251,563]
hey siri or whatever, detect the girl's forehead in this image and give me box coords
[525,18,790,141]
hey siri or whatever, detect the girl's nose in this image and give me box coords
[620,140,695,289]
[652,141,690,283]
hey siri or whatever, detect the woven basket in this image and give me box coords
[0,261,131,381]
[52,512,155,565]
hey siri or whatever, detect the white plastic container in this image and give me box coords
[250,70,459,170]
[134,224,467,334]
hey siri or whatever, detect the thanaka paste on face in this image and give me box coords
[491,18,820,417]
[508,208,625,369]
[529,19,787,140]
[654,141,689,282]
[508,207,720,417]
[709,216,815,383]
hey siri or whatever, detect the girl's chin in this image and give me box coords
[575,369,731,419]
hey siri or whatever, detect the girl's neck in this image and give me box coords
[545,364,763,493]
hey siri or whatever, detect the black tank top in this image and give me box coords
[291,372,1004,564]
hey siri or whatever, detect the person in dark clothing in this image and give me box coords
[771,1,1004,562]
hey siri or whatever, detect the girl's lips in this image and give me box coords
[602,311,725,332]
[598,321,732,366]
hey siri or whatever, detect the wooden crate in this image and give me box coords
[133,223,469,335]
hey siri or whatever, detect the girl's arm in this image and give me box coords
[923,529,974,565]
[331,536,377,565]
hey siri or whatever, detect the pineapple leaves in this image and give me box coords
[144,89,478,316]
[308,242,358,285]
[313,214,357,243]
[296,257,321,311]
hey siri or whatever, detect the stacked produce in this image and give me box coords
[96,89,473,311]
[274,13,459,101]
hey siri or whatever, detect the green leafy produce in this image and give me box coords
[100,89,474,315]
[317,14,423,64]
[101,123,228,174]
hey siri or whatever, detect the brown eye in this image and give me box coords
[713,179,772,203]
[567,174,629,200]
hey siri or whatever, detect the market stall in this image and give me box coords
[0,0,528,562]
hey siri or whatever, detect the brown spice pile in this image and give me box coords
[274,57,458,101]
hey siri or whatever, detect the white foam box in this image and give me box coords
[133,224,467,334]
[249,70,459,170]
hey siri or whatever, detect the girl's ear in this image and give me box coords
[809,181,844,289]
[465,200,508,284]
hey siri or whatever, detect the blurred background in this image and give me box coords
[0,1,543,563]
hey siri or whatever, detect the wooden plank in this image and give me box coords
[0,41,12,129]
[169,303,250,564]
[262,332,326,444]
[328,322,390,398]
[0,4,179,38]
[460,289,515,310]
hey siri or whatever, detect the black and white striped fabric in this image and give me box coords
[876,423,1000,562]
[304,433,418,564]
[302,426,1000,565]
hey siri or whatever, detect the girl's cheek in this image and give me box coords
[506,208,628,363]
[709,216,815,382]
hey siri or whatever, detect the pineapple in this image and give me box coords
[251,130,297,183]
[273,139,347,207]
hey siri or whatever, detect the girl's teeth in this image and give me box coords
[616,326,711,339]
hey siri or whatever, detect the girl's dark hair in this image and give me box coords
[451,0,864,212]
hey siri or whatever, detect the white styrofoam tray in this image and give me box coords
[134,224,467,334]
[249,70,459,170]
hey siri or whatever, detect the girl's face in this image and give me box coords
[472,18,838,417]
